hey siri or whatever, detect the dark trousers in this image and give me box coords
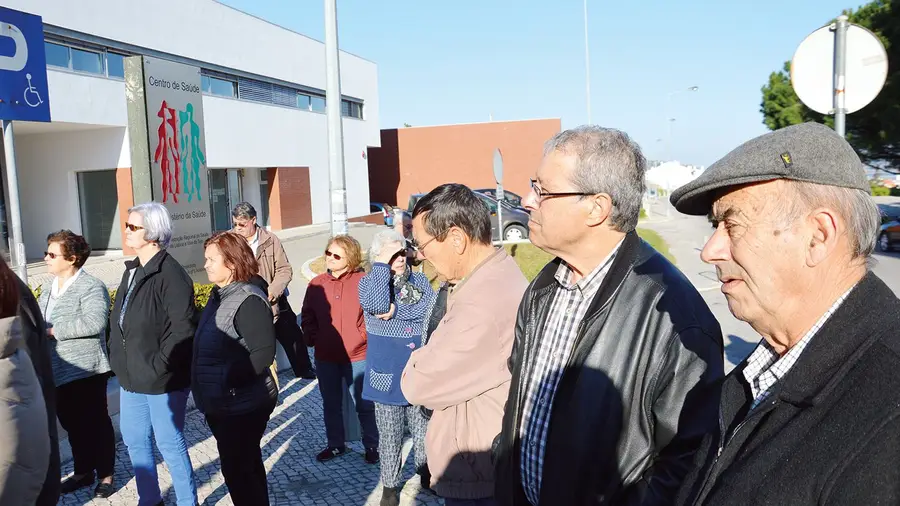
[316,359,379,449]
[205,402,275,506]
[56,373,116,479]
[274,301,314,376]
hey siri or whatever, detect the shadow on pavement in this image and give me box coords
[725,334,758,366]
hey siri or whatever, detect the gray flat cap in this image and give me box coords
[670,122,869,216]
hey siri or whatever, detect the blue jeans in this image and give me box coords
[119,388,198,506]
[316,359,379,449]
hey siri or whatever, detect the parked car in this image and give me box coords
[878,217,900,252]
[474,188,524,209]
[370,203,394,226]
[407,192,529,242]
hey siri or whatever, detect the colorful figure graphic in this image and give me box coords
[153,100,182,203]
[178,103,206,202]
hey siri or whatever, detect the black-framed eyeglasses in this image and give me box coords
[409,236,437,253]
[325,250,342,261]
[530,179,594,201]
[44,251,59,259]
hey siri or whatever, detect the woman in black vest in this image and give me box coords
[193,231,278,505]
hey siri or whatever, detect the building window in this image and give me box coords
[342,99,363,119]
[297,93,311,110]
[311,96,326,113]
[201,75,237,98]
[44,42,70,69]
[71,47,104,75]
[44,40,127,79]
[107,53,125,79]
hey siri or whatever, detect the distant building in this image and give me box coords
[367,119,561,209]
[3,0,379,258]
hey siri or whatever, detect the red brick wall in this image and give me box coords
[268,167,312,230]
[367,119,561,209]
[116,167,136,256]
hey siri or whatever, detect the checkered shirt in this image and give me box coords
[742,286,855,410]
[519,242,621,505]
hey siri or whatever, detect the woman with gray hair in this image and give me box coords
[359,229,435,506]
[108,202,199,506]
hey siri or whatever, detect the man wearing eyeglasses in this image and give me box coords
[493,126,724,506]
[231,202,315,380]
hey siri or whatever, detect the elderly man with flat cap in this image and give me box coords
[671,122,900,506]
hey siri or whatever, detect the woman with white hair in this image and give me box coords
[359,229,435,506]
[108,202,199,506]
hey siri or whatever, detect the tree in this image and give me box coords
[760,0,900,172]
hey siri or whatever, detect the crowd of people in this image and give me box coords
[0,121,898,506]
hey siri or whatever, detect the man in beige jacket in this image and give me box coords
[401,184,528,506]
[232,202,315,379]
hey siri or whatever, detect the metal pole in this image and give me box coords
[497,198,503,244]
[833,15,849,137]
[1,121,27,282]
[324,0,348,236]
[583,0,591,124]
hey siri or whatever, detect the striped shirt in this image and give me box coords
[742,286,855,410]
[519,241,621,505]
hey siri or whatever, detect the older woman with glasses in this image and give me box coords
[193,231,278,505]
[37,230,115,499]
[301,235,379,464]
[359,229,435,506]
[108,202,198,506]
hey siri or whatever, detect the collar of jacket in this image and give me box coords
[255,227,275,257]
[326,268,361,281]
[530,230,641,319]
[766,271,900,407]
[449,247,505,297]
[125,249,169,275]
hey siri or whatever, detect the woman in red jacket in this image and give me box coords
[301,235,379,464]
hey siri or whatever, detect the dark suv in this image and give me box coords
[474,188,524,209]
[407,192,530,242]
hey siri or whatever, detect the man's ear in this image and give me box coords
[585,193,613,228]
[806,207,840,267]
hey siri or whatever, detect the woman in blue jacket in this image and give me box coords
[359,229,435,506]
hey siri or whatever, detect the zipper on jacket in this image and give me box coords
[695,398,777,503]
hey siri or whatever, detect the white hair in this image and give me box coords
[128,202,173,248]
[543,125,647,233]
[784,181,880,260]
[369,229,405,261]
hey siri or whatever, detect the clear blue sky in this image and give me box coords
[219,0,859,167]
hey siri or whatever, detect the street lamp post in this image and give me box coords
[584,0,591,124]
[665,85,699,161]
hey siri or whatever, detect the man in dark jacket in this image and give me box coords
[18,275,61,506]
[670,122,900,505]
[494,126,724,506]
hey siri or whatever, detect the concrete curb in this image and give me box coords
[301,256,319,281]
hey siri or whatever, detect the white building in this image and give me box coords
[1,0,380,258]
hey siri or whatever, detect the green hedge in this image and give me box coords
[31,283,216,310]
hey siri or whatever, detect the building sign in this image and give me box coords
[141,56,210,280]
[0,7,51,122]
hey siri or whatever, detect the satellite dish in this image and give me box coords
[791,23,888,115]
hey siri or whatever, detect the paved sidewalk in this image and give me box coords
[58,369,443,506]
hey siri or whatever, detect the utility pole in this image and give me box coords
[833,15,849,136]
[584,0,592,124]
[324,0,348,236]
[1,121,26,281]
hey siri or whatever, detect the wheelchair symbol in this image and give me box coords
[24,73,43,108]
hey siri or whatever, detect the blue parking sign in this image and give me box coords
[0,7,50,122]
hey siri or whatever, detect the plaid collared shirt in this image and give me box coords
[519,242,621,505]
[742,286,855,410]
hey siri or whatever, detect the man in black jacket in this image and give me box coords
[670,122,900,505]
[494,126,724,506]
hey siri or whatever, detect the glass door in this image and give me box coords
[77,170,122,249]
[208,169,243,232]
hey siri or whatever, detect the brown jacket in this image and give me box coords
[255,227,292,301]
[401,249,527,500]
